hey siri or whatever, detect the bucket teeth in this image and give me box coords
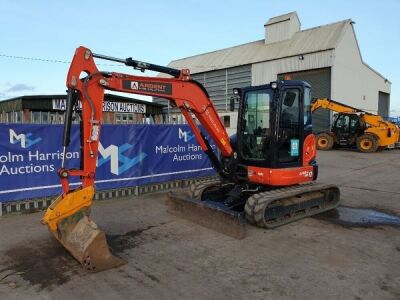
[43,187,125,272]
[53,211,126,272]
[79,225,126,272]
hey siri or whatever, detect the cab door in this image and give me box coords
[274,87,304,168]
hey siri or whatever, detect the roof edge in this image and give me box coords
[169,18,351,66]
[338,19,392,84]
[264,11,299,26]
[362,62,391,83]
[172,48,335,74]
[168,39,264,66]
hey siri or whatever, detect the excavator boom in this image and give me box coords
[42,46,237,271]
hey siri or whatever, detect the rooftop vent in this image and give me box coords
[264,12,301,44]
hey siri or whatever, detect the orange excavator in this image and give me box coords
[42,46,340,272]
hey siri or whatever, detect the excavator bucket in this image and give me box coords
[42,186,125,272]
[166,191,246,240]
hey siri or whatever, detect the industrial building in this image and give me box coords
[0,93,165,124]
[155,12,391,134]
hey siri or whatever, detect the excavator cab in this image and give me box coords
[236,81,313,170]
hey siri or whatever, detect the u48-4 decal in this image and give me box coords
[299,170,313,178]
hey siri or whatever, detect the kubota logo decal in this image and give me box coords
[98,142,147,175]
[9,129,42,149]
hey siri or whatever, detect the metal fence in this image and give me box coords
[0,110,167,125]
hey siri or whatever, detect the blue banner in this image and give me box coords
[0,124,216,202]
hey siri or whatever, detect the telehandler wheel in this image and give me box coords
[316,133,334,150]
[356,134,379,153]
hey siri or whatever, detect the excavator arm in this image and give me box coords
[60,46,233,194]
[42,46,234,271]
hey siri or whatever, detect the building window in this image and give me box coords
[223,115,230,128]
[116,113,134,124]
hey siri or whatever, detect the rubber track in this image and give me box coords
[244,182,340,228]
[189,178,222,200]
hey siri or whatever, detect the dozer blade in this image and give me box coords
[42,186,125,272]
[166,192,246,239]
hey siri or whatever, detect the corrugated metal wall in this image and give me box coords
[251,50,334,86]
[265,18,300,44]
[155,65,251,114]
[266,22,292,44]
[279,68,332,133]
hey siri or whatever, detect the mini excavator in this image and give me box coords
[42,47,340,272]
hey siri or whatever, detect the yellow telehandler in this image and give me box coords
[312,98,399,153]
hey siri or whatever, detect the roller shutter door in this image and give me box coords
[279,68,331,133]
[378,91,390,119]
[193,65,252,112]
[154,65,251,114]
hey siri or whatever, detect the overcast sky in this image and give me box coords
[0,0,399,116]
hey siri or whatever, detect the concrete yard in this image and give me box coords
[0,150,399,300]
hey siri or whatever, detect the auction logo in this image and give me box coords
[9,129,42,149]
[178,128,195,143]
[97,142,147,175]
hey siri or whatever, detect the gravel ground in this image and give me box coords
[0,149,399,300]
